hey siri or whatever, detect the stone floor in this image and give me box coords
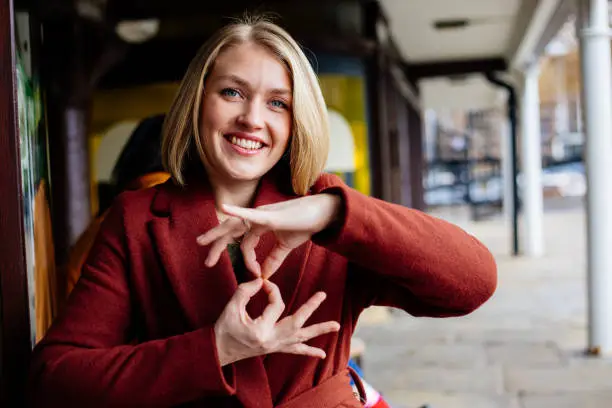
[355,199,612,408]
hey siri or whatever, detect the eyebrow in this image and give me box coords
[217,74,292,97]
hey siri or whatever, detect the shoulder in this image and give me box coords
[106,180,176,225]
[310,173,347,194]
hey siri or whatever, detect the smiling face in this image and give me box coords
[198,42,293,185]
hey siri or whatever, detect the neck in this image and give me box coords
[209,174,260,212]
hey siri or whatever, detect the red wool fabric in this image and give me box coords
[29,173,497,407]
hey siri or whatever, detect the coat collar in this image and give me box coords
[150,168,298,323]
[149,167,304,408]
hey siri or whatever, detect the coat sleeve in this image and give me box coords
[28,195,236,407]
[311,174,498,317]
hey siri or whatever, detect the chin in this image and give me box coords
[224,166,269,182]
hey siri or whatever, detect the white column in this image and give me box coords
[554,57,570,136]
[577,0,612,355]
[500,118,514,233]
[520,63,545,257]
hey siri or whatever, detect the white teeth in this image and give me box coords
[229,136,262,150]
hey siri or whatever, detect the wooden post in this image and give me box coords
[363,1,391,201]
[42,19,126,272]
[408,106,425,211]
[41,20,92,271]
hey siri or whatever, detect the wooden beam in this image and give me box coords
[97,34,375,89]
[405,57,508,80]
[0,0,32,405]
[506,0,539,63]
[105,0,362,20]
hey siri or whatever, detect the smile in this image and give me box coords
[229,136,263,150]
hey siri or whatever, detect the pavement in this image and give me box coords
[355,198,612,408]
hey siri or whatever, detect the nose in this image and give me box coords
[237,100,264,130]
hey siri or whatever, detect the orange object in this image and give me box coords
[33,180,58,342]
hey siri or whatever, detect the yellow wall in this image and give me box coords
[319,74,370,196]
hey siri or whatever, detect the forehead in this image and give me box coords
[208,42,292,89]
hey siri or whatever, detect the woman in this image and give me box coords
[29,16,497,407]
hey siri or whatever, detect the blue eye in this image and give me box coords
[270,99,288,109]
[221,88,240,98]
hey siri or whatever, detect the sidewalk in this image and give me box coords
[355,199,612,408]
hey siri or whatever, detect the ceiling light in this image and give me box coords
[115,19,160,44]
[433,19,470,30]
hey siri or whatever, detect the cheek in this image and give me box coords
[271,115,292,149]
[200,99,229,135]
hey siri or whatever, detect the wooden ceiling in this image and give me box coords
[32,0,375,89]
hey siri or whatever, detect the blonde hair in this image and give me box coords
[162,15,329,195]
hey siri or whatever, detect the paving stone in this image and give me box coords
[520,391,612,408]
[398,344,488,368]
[383,391,521,408]
[485,342,565,367]
[384,367,503,394]
[354,203,605,408]
[504,366,612,393]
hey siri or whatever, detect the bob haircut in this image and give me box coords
[162,15,329,195]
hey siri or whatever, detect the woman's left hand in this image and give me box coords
[197,194,342,279]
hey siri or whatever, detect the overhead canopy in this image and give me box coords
[379,0,576,110]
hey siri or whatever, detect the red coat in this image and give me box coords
[29,172,497,407]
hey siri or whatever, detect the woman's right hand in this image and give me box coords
[214,278,340,366]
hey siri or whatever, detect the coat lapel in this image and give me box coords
[148,171,308,408]
[149,178,237,329]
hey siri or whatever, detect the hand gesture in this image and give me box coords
[214,278,340,366]
[197,194,342,278]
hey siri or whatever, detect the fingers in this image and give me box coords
[258,280,285,323]
[279,343,327,359]
[205,235,234,267]
[295,321,340,342]
[241,227,265,278]
[222,204,271,227]
[261,243,292,279]
[197,219,234,246]
[233,279,264,309]
[278,292,326,331]
[198,218,250,267]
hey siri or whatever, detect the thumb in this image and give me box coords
[222,204,271,227]
[234,278,264,308]
[262,244,292,279]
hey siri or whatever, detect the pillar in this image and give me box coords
[577,0,612,355]
[520,63,545,257]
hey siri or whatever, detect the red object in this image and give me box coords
[372,400,392,408]
[29,172,497,407]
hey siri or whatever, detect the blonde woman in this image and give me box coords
[30,16,497,407]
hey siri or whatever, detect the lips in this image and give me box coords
[229,136,262,150]
[224,133,267,151]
